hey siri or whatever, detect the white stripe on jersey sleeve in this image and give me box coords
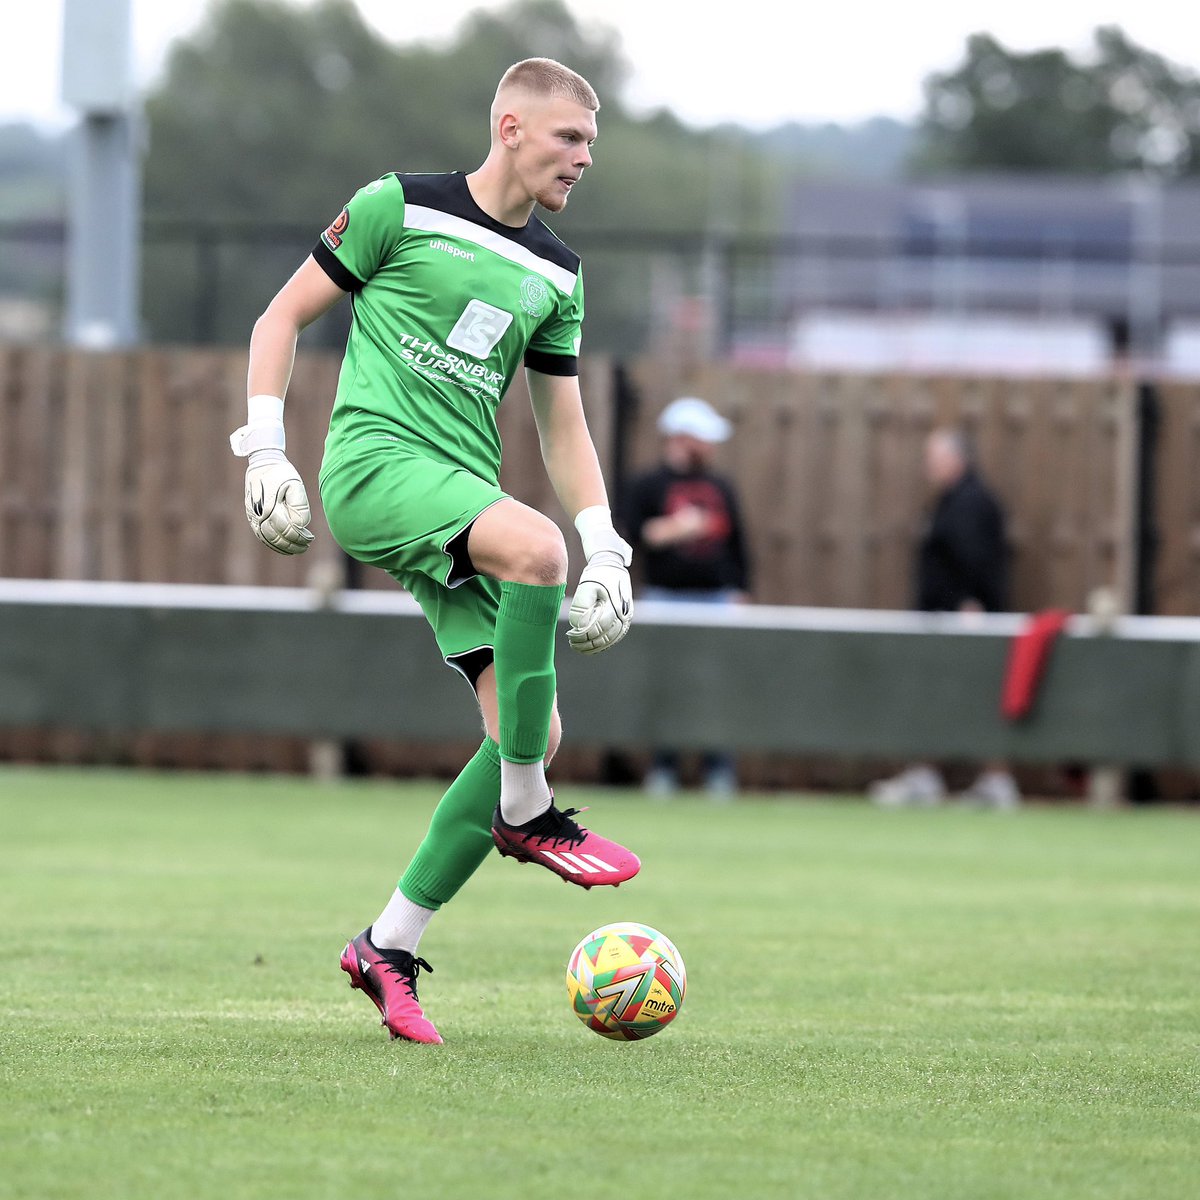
[403,205,578,296]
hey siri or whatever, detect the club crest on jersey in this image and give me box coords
[322,208,350,250]
[520,274,549,317]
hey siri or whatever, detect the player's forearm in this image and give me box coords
[245,255,349,402]
[246,306,302,402]
[529,374,609,519]
[544,435,609,521]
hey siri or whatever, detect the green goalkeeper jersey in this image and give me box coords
[311,171,585,485]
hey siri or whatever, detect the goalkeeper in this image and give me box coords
[231,58,638,1044]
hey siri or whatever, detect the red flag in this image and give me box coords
[1000,609,1072,721]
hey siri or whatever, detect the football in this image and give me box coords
[565,921,686,1041]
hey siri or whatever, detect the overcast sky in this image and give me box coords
[8,0,1194,131]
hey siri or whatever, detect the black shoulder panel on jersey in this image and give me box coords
[524,349,579,377]
[312,240,365,292]
[396,172,582,278]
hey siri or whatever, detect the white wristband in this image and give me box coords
[230,394,287,457]
[230,420,285,457]
[247,394,285,424]
[575,505,632,566]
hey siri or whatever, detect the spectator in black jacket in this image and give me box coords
[871,427,1020,809]
[621,396,751,798]
[916,428,1008,614]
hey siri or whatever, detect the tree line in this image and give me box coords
[4,0,1199,346]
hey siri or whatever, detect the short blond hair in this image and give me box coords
[493,57,599,114]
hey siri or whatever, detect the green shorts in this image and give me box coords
[319,443,507,674]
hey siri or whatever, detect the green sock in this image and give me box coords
[494,580,566,764]
[398,738,501,910]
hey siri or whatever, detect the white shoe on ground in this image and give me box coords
[959,770,1021,810]
[869,765,946,808]
[704,766,738,802]
[643,767,678,799]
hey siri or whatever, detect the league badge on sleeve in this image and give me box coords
[321,207,350,250]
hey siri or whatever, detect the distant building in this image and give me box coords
[733,175,1200,377]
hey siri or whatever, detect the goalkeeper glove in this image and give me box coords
[567,506,633,655]
[229,395,314,556]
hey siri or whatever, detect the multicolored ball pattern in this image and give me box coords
[565,921,686,1041]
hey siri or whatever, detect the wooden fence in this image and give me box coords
[1152,381,1200,616]
[5,343,1196,614]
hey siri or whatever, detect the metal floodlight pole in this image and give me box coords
[61,0,142,348]
[1126,175,1164,366]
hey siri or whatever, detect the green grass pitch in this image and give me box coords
[2,766,1198,1199]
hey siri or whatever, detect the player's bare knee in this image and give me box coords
[470,504,567,585]
[539,536,569,587]
[519,524,568,586]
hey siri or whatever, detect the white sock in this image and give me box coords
[499,759,552,826]
[371,890,435,953]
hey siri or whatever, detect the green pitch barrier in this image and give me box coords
[1,581,1198,768]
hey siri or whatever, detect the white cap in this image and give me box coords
[656,396,732,443]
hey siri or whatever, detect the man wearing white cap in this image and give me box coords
[620,396,752,797]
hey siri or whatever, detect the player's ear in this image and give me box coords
[498,111,521,149]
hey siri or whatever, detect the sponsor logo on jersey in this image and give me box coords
[446,299,513,357]
[430,239,475,262]
[519,274,549,317]
[321,208,350,250]
[397,332,506,400]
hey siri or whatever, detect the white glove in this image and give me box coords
[230,397,314,556]
[243,449,314,555]
[568,550,633,654]
[567,506,633,655]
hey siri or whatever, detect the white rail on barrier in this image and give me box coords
[0,578,1198,641]
[0,577,423,617]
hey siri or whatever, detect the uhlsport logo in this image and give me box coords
[431,239,475,262]
[520,274,549,317]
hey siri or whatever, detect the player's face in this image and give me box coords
[517,97,597,213]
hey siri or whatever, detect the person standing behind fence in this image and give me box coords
[620,396,752,799]
[870,426,1019,809]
